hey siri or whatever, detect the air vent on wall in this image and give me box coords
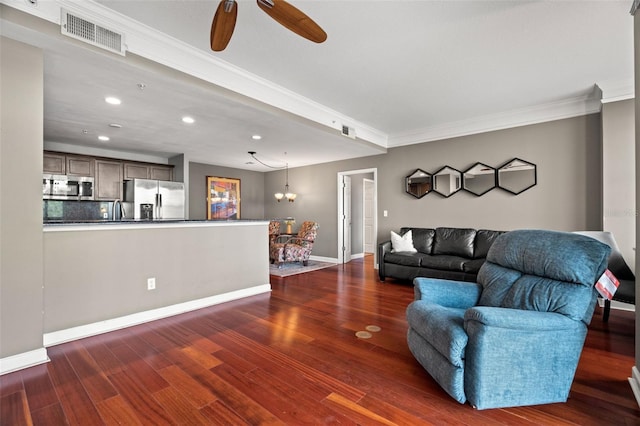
[61,10,125,56]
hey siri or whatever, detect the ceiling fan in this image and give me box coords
[210,0,327,51]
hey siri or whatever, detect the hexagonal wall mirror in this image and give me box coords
[497,158,537,195]
[432,166,462,198]
[463,162,496,196]
[405,169,432,199]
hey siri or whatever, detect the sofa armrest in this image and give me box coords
[378,240,392,281]
[413,277,481,309]
[464,306,578,331]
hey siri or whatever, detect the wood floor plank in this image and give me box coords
[108,343,169,393]
[107,370,174,426]
[199,400,250,426]
[152,387,211,425]
[95,395,143,426]
[64,341,118,403]
[20,363,58,412]
[0,391,33,426]
[157,364,217,409]
[30,402,67,425]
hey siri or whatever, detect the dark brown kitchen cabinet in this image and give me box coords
[122,162,149,180]
[123,162,173,181]
[66,155,94,177]
[149,165,173,181]
[43,152,66,174]
[95,159,123,200]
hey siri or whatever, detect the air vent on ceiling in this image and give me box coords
[341,125,356,139]
[61,10,125,56]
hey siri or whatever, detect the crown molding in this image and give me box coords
[596,79,635,104]
[388,93,603,147]
[631,0,639,15]
[0,0,389,148]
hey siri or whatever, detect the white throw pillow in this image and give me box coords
[390,230,417,253]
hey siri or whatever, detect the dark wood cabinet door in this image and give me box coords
[123,163,150,180]
[149,166,173,181]
[43,153,66,174]
[95,160,123,200]
[66,155,94,177]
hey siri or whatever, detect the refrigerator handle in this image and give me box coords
[157,193,162,219]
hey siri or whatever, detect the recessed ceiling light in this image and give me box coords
[182,116,195,124]
[252,135,262,140]
[109,123,122,128]
[105,97,121,105]
[98,135,110,142]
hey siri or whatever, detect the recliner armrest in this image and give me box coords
[465,307,578,331]
[413,277,481,309]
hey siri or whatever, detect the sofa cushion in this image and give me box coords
[401,227,435,254]
[420,255,468,272]
[433,227,476,258]
[384,252,422,267]
[462,258,485,274]
[474,229,504,259]
[390,230,417,253]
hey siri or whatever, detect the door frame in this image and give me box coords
[337,168,378,264]
[363,178,375,254]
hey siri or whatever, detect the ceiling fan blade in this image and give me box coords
[210,0,238,51]
[256,0,327,44]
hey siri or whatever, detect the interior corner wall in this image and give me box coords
[634,4,640,383]
[188,162,265,220]
[602,99,636,272]
[264,114,602,259]
[0,37,45,358]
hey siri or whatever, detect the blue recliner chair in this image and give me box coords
[406,229,610,409]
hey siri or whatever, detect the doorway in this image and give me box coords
[337,169,377,264]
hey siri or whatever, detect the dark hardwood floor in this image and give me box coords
[1,255,638,425]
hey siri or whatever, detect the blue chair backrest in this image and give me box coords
[477,230,611,323]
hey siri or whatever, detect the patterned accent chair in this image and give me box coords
[406,230,610,409]
[269,221,319,267]
[268,220,281,247]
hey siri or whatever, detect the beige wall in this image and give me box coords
[189,162,266,220]
[0,37,45,358]
[43,223,269,334]
[634,5,639,379]
[265,114,603,259]
[602,99,635,271]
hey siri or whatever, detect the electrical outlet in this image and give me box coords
[147,277,156,290]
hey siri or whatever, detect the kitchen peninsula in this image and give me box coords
[42,220,270,346]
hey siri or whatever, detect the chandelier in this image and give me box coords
[274,163,296,202]
[248,151,297,202]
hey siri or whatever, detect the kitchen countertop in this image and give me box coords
[43,219,269,231]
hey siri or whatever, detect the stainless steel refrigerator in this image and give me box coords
[123,179,185,220]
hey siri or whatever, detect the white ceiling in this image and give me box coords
[0,0,634,171]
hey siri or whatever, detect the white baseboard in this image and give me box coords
[309,255,338,263]
[351,253,365,259]
[630,366,640,408]
[43,284,271,347]
[0,347,49,376]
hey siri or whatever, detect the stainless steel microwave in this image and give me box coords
[43,174,94,200]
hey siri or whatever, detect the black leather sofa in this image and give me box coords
[378,227,505,283]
